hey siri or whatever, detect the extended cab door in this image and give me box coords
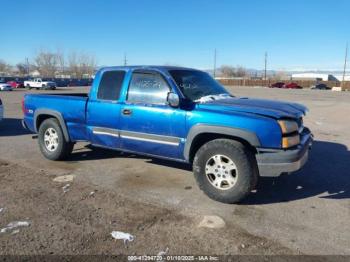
[86,70,126,148]
[119,70,186,160]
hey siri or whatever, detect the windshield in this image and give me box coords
[169,70,230,101]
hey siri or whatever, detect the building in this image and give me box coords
[333,74,350,82]
[291,73,338,81]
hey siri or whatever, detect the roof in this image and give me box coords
[97,65,199,73]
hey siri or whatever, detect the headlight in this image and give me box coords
[282,135,300,148]
[278,120,298,134]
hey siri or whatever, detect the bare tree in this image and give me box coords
[220,65,247,78]
[274,70,288,81]
[0,59,10,76]
[16,63,28,76]
[34,49,59,77]
[220,65,236,77]
[68,51,96,78]
[56,49,65,76]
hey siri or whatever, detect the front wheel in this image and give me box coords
[193,139,258,204]
[38,118,73,160]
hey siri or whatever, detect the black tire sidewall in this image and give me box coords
[38,118,66,160]
[193,139,256,203]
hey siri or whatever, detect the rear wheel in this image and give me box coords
[38,118,73,160]
[193,139,258,204]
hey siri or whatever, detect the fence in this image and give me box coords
[218,79,350,91]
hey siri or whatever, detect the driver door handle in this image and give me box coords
[122,109,132,116]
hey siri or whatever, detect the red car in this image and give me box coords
[270,82,285,88]
[283,82,302,89]
[7,80,24,88]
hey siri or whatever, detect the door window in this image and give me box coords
[127,72,170,104]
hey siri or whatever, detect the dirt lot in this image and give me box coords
[0,87,349,257]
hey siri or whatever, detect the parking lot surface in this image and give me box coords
[0,87,349,255]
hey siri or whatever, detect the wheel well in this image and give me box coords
[36,114,56,131]
[188,133,257,163]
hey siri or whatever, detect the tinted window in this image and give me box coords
[127,72,170,104]
[97,70,125,100]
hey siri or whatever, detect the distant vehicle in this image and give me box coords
[283,82,302,89]
[0,98,3,122]
[270,82,285,88]
[24,78,56,90]
[0,83,13,91]
[7,80,24,88]
[22,66,312,204]
[55,79,70,87]
[311,83,330,90]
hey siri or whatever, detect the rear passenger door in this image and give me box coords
[87,70,126,149]
[119,70,186,159]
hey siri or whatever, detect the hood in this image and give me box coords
[197,97,307,119]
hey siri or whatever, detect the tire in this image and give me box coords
[193,139,258,204]
[38,118,73,160]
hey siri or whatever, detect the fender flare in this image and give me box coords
[184,124,260,161]
[34,109,70,142]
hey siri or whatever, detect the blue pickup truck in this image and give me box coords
[22,66,312,203]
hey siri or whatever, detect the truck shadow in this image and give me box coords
[242,140,350,204]
[0,118,32,136]
[68,139,349,204]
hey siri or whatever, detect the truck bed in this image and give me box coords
[23,93,89,141]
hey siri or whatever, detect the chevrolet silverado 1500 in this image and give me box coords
[22,66,312,203]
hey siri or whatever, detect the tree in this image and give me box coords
[219,65,247,78]
[34,50,59,77]
[68,51,96,78]
[16,63,28,76]
[0,59,10,75]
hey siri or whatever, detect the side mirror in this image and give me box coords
[167,92,180,107]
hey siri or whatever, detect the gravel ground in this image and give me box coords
[0,86,349,257]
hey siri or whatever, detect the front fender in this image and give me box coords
[184,124,260,161]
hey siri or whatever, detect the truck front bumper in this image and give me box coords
[256,128,313,177]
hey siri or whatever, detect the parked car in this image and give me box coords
[7,80,24,88]
[24,78,56,90]
[55,79,70,87]
[22,66,312,204]
[0,83,13,91]
[270,82,285,88]
[283,82,303,89]
[311,83,330,90]
[0,97,3,122]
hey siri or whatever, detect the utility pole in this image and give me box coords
[124,53,127,66]
[342,43,348,89]
[213,48,217,78]
[26,57,29,76]
[264,52,268,81]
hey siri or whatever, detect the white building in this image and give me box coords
[291,73,338,81]
[333,74,350,81]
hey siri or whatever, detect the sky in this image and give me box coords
[0,0,349,71]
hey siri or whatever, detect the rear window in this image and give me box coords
[97,70,126,100]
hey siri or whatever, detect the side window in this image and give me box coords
[97,70,126,100]
[127,72,170,104]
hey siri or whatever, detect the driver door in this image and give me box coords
[119,70,186,160]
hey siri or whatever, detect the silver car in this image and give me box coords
[0,83,13,91]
